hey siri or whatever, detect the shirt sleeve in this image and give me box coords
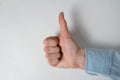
[85,48,120,80]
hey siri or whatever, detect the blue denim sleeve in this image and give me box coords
[85,48,120,80]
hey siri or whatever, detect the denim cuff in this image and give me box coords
[85,48,111,76]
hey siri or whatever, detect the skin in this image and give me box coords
[43,12,85,70]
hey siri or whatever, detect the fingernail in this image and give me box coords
[61,12,64,17]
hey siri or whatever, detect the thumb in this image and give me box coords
[58,12,70,37]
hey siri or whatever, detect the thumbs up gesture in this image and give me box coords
[43,12,85,69]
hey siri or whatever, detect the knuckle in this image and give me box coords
[45,53,52,59]
[44,46,49,53]
[44,46,60,53]
[43,37,49,44]
[51,54,57,58]
[48,59,58,66]
[50,40,58,46]
[43,37,58,46]
[46,53,57,59]
[45,53,49,59]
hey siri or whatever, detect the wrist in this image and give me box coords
[75,48,85,70]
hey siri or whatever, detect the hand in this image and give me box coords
[43,12,85,69]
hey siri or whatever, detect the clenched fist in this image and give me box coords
[43,12,85,69]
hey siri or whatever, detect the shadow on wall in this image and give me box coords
[70,6,120,50]
[70,7,89,48]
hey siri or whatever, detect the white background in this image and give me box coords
[0,0,120,80]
